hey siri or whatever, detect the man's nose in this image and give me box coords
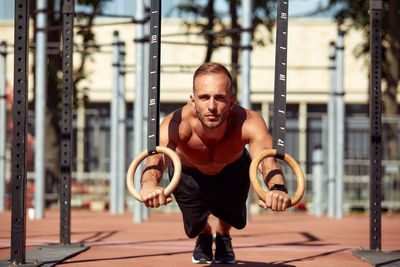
[208,98,217,110]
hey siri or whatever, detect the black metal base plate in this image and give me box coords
[0,243,89,267]
[352,249,400,266]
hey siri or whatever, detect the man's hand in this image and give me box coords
[258,190,290,211]
[140,183,172,208]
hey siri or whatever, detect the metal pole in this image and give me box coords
[327,41,336,218]
[76,98,85,179]
[335,31,345,219]
[11,0,30,263]
[241,0,252,222]
[240,0,252,110]
[133,0,145,223]
[142,0,150,220]
[298,102,307,174]
[34,0,47,220]
[117,42,126,214]
[110,31,119,214]
[369,0,382,251]
[312,147,323,216]
[0,41,6,212]
[60,0,74,245]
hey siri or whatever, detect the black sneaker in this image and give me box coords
[192,233,213,264]
[214,234,236,264]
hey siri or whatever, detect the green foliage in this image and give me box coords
[30,0,111,179]
[174,0,278,55]
[174,0,279,97]
[326,0,399,159]
[73,0,111,108]
[326,0,399,103]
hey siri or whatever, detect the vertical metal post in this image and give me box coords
[240,0,252,110]
[133,0,145,223]
[241,0,252,222]
[142,0,150,220]
[60,0,74,245]
[312,147,323,216]
[261,102,270,124]
[110,31,119,214]
[34,0,47,220]
[0,41,6,212]
[117,42,126,214]
[327,41,336,217]
[76,97,85,178]
[10,0,30,263]
[298,102,307,173]
[335,31,345,219]
[369,0,382,251]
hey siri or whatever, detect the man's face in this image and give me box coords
[190,72,235,129]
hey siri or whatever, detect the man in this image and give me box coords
[140,62,290,264]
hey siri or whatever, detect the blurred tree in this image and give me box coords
[31,0,110,205]
[175,0,276,97]
[326,0,399,160]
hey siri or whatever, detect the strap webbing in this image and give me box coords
[147,0,162,154]
[272,0,289,159]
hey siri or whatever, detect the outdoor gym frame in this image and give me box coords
[1,1,90,266]
[0,0,395,266]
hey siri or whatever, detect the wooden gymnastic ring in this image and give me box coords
[126,146,182,202]
[249,149,305,208]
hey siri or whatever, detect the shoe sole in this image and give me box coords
[214,259,236,264]
[192,256,212,264]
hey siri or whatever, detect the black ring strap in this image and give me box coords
[272,0,289,159]
[147,0,162,155]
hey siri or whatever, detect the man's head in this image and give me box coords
[190,62,235,129]
[192,62,232,95]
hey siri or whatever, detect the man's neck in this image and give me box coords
[197,121,228,145]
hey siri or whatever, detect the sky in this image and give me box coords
[220,0,332,17]
[99,0,335,18]
[0,0,336,20]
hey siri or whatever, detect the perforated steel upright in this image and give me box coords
[369,0,383,251]
[60,0,74,245]
[10,0,29,264]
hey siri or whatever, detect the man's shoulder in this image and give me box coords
[167,104,195,126]
[230,104,261,122]
[163,105,194,140]
[230,105,267,137]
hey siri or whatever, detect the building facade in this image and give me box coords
[0,5,399,212]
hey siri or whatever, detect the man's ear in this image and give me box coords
[190,94,195,107]
[230,96,236,110]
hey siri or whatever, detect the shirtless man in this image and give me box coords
[140,62,290,264]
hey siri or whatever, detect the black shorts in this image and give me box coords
[168,149,251,238]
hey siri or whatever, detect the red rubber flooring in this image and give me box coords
[1,209,399,266]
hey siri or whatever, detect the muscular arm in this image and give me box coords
[140,112,178,207]
[245,110,289,211]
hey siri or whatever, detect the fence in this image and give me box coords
[2,109,399,214]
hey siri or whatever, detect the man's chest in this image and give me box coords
[177,134,246,166]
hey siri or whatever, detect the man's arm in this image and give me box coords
[140,113,176,208]
[246,110,290,211]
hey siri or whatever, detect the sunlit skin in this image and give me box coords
[139,71,290,235]
[190,72,234,129]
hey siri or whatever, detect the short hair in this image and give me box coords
[193,62,232,93]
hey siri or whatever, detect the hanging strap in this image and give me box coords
[148,0,161,155]
[272,0,289,160]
